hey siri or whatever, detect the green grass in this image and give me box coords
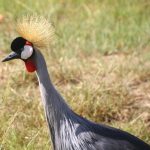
[0,0,150,149]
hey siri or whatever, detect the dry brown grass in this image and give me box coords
[1,48,150,149]
[0,0,150,149]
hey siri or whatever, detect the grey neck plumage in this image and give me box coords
[35,50,70,112]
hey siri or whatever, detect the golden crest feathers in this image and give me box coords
[16,15,55,49]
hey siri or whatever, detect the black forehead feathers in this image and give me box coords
[11,37,26,52]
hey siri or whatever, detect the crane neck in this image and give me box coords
[34,50,75,135]
[35,49,72,112]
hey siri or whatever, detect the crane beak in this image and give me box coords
[2,52,20,62]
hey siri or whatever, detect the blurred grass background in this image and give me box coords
[0,0,150,149]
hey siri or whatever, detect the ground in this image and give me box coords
[0,0,150,149]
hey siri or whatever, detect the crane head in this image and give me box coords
[2,15,54,73]
[2,37,36,72]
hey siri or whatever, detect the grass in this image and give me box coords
[0,0,150,149]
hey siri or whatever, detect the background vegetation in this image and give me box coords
[0,0,150,149]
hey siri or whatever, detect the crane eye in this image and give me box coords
[21,45,33,59]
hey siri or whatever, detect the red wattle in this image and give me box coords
[25,59,36,72]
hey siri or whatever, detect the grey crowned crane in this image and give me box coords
[2,15,150,150]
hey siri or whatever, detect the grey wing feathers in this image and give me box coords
[74,115,150,150]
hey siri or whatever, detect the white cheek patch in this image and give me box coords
[21,45,33,59]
